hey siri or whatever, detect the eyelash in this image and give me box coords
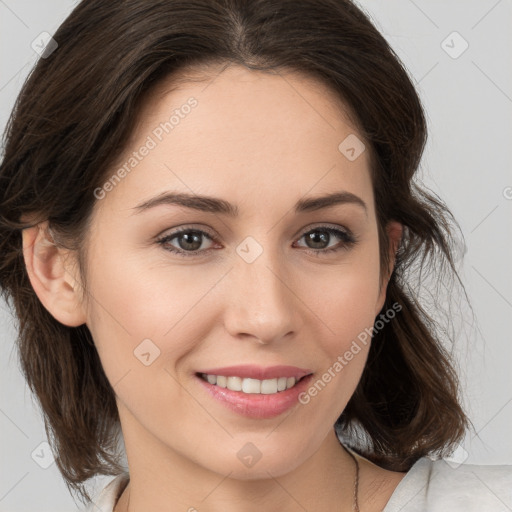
[156,225,358,258]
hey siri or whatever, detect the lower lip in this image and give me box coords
[195,373,314,419]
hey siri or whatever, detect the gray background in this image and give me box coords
[1,0,511,510]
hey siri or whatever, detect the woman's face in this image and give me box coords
[79,64,399,480]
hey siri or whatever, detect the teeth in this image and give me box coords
[277,377,287,391]
[200,374,299,394]
[227,376,242,391]
[242,378,261,394]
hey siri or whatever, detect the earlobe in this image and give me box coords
[375,220,403,316]
[21,222,86,327]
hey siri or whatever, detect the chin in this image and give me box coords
[202,438,312,480]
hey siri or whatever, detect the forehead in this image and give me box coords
[94,64,374,220]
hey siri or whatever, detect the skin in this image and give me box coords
[22,64,406,512]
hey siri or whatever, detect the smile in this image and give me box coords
[198,373,305,394]
[194,367,314,419]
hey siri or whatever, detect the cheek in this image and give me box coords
[83,248,228,396]
[300,246,381,342]
[296,263,380,416]
[323,270,380,337]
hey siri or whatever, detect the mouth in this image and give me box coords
[194,369,315,419]
[196,372,311,395]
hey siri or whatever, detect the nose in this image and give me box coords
[222,239,304,345]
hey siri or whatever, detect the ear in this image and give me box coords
[21,221,87,327]
[375,220,403,316]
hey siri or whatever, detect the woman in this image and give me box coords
[0,1,510,511]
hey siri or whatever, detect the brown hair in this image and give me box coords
[0,0,473,505]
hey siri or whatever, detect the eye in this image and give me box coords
[156,227,216,257]
[156,224,358,258]
[294,226,357,256]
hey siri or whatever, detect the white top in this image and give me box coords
[83,457,512,511]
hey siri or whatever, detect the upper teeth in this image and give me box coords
[201,374,299,394]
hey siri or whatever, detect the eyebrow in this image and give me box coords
[131,190,367,217]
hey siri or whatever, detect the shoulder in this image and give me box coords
[81,473,130,512]
[384,457,512,512]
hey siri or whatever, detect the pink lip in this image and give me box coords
[195,364,312,380]
[195,369,314,419]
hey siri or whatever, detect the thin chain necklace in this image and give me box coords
[341,442,360,512]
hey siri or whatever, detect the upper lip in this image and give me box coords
[196,364,313,381]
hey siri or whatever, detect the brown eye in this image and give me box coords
[295,226,357,255]
[157,229,215,257]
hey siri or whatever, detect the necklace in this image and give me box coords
[341,442,360,512]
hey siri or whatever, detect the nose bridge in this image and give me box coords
[224,233,301,343]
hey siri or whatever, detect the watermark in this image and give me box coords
[31,441,55,469]
[441,31,469,60]
[93,97,198,200]
[338,134,366,161]
[31,31,58,59]
[134,338,161,366]
[443,442,469,468]
[236,236,264,264]
[298,302,402,405]
[237,442,263,468]
[503,186,512,200]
